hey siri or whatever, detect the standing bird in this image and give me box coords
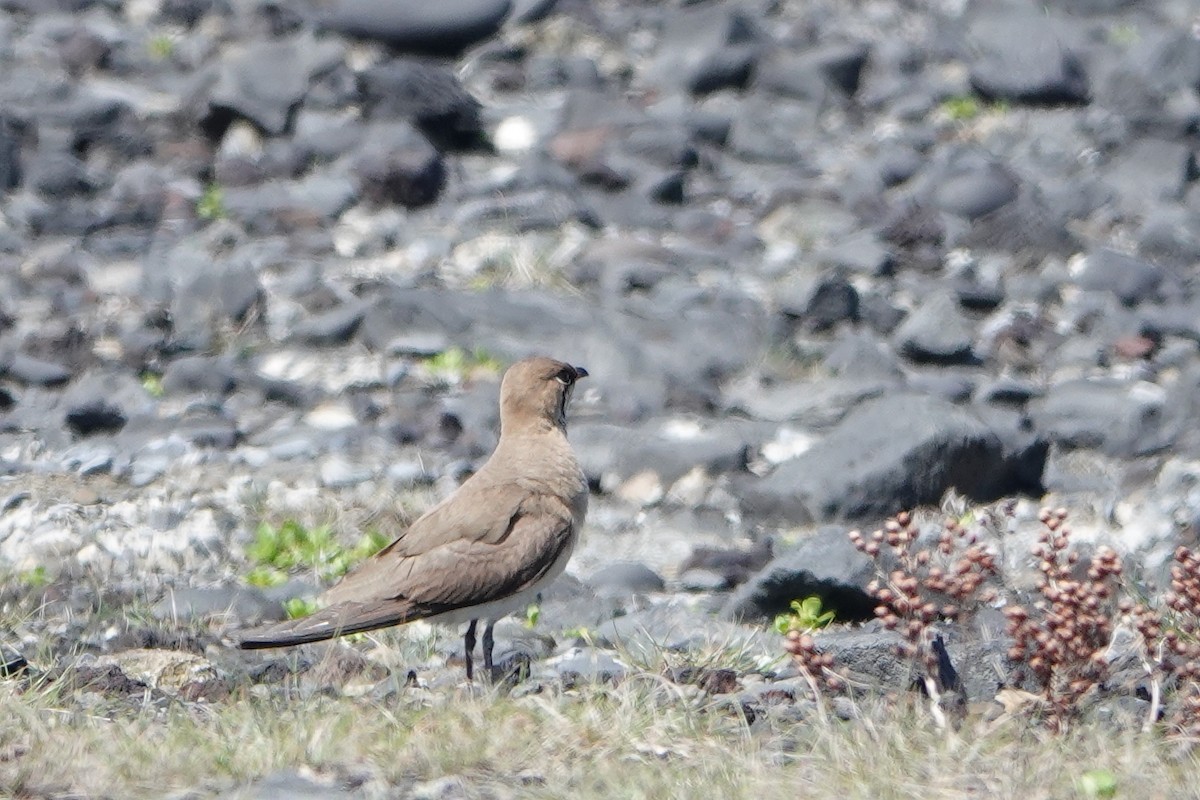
[238,356,589,681]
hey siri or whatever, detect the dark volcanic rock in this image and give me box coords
[322,0,512,56]
[738,394,1023,524]
[1075,247,1164,306]
[587,562,666,597]
[893,291,978,365]
[723,526,876,622]
[777,270,860,332]
[199,34,345,137]
[4,353,72,386]
[647,3,765,95]
[966,11,1090,105]
[353,122,446,208]
[932,158,1020,221]
[360,59,492,152]
[757,42,871,101]
[1029,378,1173,457]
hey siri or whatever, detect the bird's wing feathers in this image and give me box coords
[237,599,418,649]
[236,486,573,649]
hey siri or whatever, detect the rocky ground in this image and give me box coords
[1,0,1200,795]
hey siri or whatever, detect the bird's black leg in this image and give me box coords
[464,619,478,682]
[482,620,495,679]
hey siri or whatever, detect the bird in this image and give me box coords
[237,356,589,682]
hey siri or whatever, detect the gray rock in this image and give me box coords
[321,0,512,56]
[220,172,359,232]
[646,3,764,95]
[319,456,375,488]
[152,586,284,626]
[738,394,1017,523]
[587,562,666,597]
[967,12,1090,104]
[722,526,875,623]
[1076,248,1164,306]
[540,647,629,686]
[593,599,775,663]
[200,34,345,136]
[757,42,871,100]
[5,353,71,386]
[353,122,445,208]
[159,253,265,351]
[816,231,897,276]
[293,301,366,347]
[161,355,238,396]
[777,270,860,332]
[226,769,363,799]
[933,159,1020,220]
[360,60,491,153]
[1029,378,1173,457]
[893,291,978,365]
[809,627,909,688]
[572,420,751,488]
[0,644,27,677]
[723,376,887,427]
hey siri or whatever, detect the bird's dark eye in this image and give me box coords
[554,367,574,385]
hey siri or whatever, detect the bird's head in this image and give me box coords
[499,356,588,434]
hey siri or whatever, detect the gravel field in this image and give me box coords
[2,0,1200,796]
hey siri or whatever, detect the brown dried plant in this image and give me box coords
[1123,545,1200,736]
[1002,508,1124,731]
[847,510,1000,725]
[785,505,1200,736]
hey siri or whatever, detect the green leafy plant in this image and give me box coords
[141,372,164,398]
[1077,768,1118,798]
[148,34,175,60]
[561,626,593,643]
[19,566,49,588]
[941,95,983,121]
[423,347,503,383]
[1108,23,1139,46]
[197,184,226,221]
[284,597,319,620]
[525,602,541,629]
[939,95,1009,122]
[244,566,287,588]
[245,520,389,586]
[774,596,835,635]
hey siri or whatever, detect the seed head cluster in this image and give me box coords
[1139,545,1200,735]
[1002,508,1123,727]
[782,630,843,692]
[784,505,1200,734]
[849,511,999,678]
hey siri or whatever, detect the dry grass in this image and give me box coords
[2,672,1198,800]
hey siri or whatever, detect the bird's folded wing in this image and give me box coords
[324,489,573,610]
[237,490,574,648]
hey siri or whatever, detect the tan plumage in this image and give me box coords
[237,356,589,680]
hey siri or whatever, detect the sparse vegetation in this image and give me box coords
[422,347,504,383]
[938,94,1009,122]
[1,676,1197,799]
[245,519,389,585]
[18,566,48,588]
[196,183,226,221]
[283,597,319,620]
[786,507,1200,738]
[147,34,175,60]
[773,596,835,635]
[140,372,164,397]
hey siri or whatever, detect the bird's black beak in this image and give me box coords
[573,366,589,379]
